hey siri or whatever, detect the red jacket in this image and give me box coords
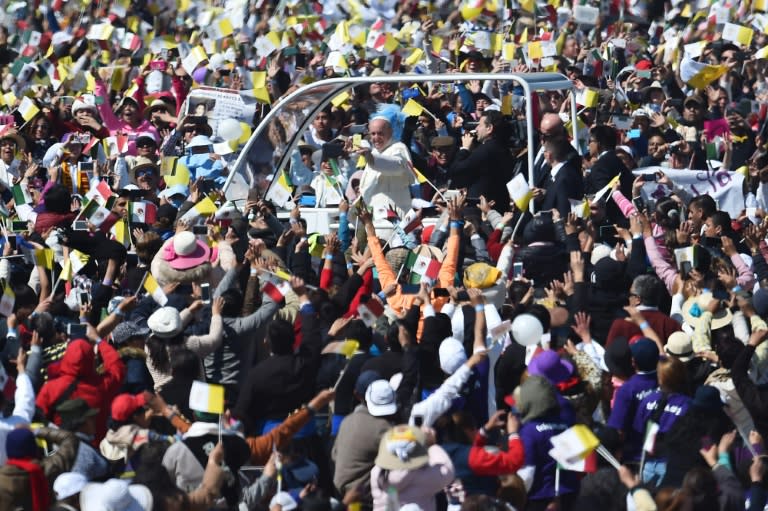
[606,309,682,347]
[36,339,125,442]
[468,430,525,476]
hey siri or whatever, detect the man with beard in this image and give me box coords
[447,110,512,212]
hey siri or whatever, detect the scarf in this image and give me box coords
[6,458,50,511]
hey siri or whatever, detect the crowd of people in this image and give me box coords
[4,0,768,510]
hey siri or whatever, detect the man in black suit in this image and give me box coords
[535,137,584,217]
[584,125,634,225]
[532,113,582,190]
[447,110,512,212]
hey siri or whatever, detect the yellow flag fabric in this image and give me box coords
[401,99,425,117]
[34,248,53,270]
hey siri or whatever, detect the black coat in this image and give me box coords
[539,162,584,217]
[585,151,634,225]
[448,138,512,211]
[233,308,322,434]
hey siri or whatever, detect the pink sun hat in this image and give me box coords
[162,231,211,270]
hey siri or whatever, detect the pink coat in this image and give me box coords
[94,80,160,156]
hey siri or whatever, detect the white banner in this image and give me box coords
[632,167,745,218]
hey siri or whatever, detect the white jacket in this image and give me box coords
[359,141,413,219]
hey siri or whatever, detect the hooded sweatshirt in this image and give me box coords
[517,376,578,501]
[36,339,126,442]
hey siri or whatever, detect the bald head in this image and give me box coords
[540,113,565,138]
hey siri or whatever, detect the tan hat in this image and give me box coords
[665,331,693,362]
[0,128,25,151]
[375,424,430,470]
[143,99,170,120]
[681,293,733,331]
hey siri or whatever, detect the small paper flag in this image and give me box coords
[189,380,225,414]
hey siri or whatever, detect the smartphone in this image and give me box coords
[413,415,424,427]
[668,98,683,108]
[11,221,27,232]
[73,220,88,231]
[150,60,168,71]
[192,224,208,235]
[513,262,524,279]
[67,323,87,339]
[298,195,316,207]
[600,225,618,239]
[78,161,94,173]
[456,290,470,302]
[641,173,657,182]
[401,284,421,294]
[60,96,75,106]
[79,291,89,306]
[612,115,632,130]
[200,283,211,304]
[295,53,307,69]
[197,180,215,194]
[421,206,438,217]
[637,70,652,79]
[433,287,450,298]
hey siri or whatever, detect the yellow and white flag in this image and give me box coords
[189,380,225,414]
[180,196,217,222]
[18,97,40,122]
[680,56,728,89]
[506,174,533,211]
[143,273,167,306]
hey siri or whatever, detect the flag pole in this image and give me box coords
[408,162,446,203]
[135,271,149,298]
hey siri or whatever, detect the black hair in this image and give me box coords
[589,124,618,151]
[267,318,295,355]
[342,319,373,350]
[43,184,72,214]
[219,288,243,317]
[170,348,201,380]
[689,195,717,219]
[481,110,507,140]
[12,284,37,312]
[29,312,56,343]
[147,334,185,375]
[710,210,732,235]
[544,136,572,163]
[654,197,681,231]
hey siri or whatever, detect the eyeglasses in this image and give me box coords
[0,140,15,147]
[136,141,156,148]
[135,169,156,178]
[685,103,701,110]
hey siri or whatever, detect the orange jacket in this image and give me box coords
[367,228,460,338]
[245,408,312,464]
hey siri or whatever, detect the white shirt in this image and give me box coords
[549,161,566,182]
[0,372,35,465]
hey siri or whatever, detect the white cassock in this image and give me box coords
[358,140,413,221]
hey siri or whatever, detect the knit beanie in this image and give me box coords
[7,429,38,459]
